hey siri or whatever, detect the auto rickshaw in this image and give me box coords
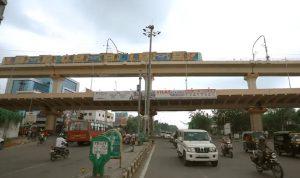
[242,131,264,152]
[274,131,300,157]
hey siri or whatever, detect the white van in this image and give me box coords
[176,129,218,166]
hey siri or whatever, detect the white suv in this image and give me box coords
[176,129,218,166]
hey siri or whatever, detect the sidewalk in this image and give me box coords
[78,142,150,178]
[3,136,33,148]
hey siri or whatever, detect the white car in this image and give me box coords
[176,129,218,166]
[164,132,172,139]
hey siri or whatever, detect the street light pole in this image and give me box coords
[137,71,142,135]
[143,25,160,135]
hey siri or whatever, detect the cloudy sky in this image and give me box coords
[0,0,300,128]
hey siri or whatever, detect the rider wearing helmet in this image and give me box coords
[55,133,68,154]
[257,136,271,165]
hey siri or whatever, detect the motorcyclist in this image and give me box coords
[221,136,231,150]
[38,128,46,144]
[257,136,271,166]
[55,134,68,154]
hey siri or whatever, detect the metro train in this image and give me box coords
[1,51,202,65]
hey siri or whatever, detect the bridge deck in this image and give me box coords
[1,88,299,111]
[1,61,300,77]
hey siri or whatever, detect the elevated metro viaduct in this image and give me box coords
[1,60,300,134]
[1,88,300,134]
[1,60,300,78]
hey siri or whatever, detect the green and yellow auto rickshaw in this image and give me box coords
[274,131,300,157]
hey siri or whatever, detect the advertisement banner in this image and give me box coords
[93,89,217,101]
[224,123,231,135]
[154,89,217,99]
[93,91,138,101]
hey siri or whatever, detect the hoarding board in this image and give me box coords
[93,91,138,101]
[25,112,37,124]
[93,89,217,101]
[155,89,217,99]
[224,123,231,135]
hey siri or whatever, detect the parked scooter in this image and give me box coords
[250,150,283,178]
[221,138,233,158]
[50,142,69,161]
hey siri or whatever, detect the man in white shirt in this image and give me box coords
[54,135,68,156]
[55,137,67,148]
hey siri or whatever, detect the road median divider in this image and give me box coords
[122,140,154,178]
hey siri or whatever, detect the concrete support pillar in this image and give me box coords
[149,110,157,136]
[143,115,149,135]
[244,73,259,89]
[51,75,65,93]
[45,109,60,133]
[149,116,153,136]
[247,107,267,131]
[45,114,57,132]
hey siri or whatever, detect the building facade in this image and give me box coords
[81,110,114,127]
[5,77,79,94]
[2,77,79,138]
[114,112,128,127]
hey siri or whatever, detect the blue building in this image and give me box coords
[5,78,79,94]
[4,77,79,135]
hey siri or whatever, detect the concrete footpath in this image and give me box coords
[3,136,34,148]
[78,142,154,178]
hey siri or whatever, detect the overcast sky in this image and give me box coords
[1,0,300,129]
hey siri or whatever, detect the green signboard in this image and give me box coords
[103,129,122,158]
[89,129,122,176]
[89,136,111,177]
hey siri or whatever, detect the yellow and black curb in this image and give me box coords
[121,140,154,178]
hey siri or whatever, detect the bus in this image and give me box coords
[66,119,108,145]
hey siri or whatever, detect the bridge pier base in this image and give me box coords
[149,111,157,136]
[149,116,154,136]
[244,73,258,89]
[247,107,267,131]
[45,109,59,133]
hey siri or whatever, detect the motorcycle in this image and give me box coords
[50,143,69,161]
[221,141,233,158]
[37,133,46,145]
[250,150,284,178]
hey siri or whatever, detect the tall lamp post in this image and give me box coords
[142,25,160,135]
[137,71,142,136]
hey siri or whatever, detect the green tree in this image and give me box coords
[212,109,250,133]
[0,108,23,140]
[263,108,298,132]
[188,110,212,131]
[154,121,178,134]
[124,116,139,134]
[0,108,23,125]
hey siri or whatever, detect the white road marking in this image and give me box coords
[139,145,156,178]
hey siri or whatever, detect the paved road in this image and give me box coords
[144,139,300,178]
[0,137,91,178]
